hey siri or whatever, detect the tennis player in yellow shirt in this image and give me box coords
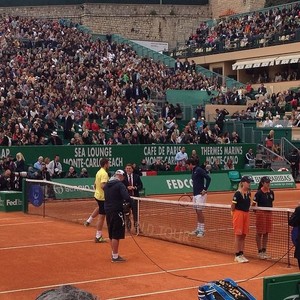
[92,158,110,242]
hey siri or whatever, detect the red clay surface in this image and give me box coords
[0,185,300,300]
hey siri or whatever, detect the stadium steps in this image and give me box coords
[270,159,291,172]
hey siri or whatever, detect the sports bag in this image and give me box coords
[198,278,256,300]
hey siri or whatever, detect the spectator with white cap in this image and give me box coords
[46,131,63,145]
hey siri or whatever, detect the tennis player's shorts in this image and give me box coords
[95,199,106,215]
[255,210,273,234]
[233,210,249,235]
[193,194,207,210]
[106,211,125,240]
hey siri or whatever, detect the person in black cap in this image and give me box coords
[104,169,133,262]
[252,176,274,259]
[231,175,253,263]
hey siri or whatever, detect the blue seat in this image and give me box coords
[228,171,241,190]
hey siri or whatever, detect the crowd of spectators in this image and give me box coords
[0,15,300,152]
[227,86,300,128]
[1,9,300,192]
[186,2,300,54]
[0,15,249,148]
[0,151,92,191]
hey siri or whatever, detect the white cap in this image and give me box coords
[115,169,125,176]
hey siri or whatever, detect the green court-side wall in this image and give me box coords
[0,144,255,176]
[142,171,295,195]
[142,173,232,194]
[263,273,300,300]
[166,90,217,106]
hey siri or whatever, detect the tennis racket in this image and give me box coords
[178,194,193,207]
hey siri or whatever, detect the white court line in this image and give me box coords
[0,239,93,251]
[107,276,267,300]
[0,262,236,295]
[108,286,199,299]
[0,217,33,221]
[0,221,54,227]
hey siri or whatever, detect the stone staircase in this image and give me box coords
[269,159,291,172]
[256,144,291,172]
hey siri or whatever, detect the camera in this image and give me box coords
[14,171,27,178]
[123,201,131,216]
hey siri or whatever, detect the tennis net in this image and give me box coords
[24,179,296,266]
[24,179,96,224]
[138,196,295,266]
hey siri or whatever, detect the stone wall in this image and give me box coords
[0,5,82,22]
[0,1,266,48]
[82,4,210,48]
[209,0,265,18]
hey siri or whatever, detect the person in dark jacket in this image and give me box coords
[199,124,212,144]
[65,166,78,178]
[123,163,144,233]
[289,148,300,180]
[104,169,133,263]
[63,110,74,140]
[288,205,300,269]
[187,158,211,237]
[0,169,12,191]
[215,108,229,133]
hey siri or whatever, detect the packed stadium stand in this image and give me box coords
[0,0,300,182]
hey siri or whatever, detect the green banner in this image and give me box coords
[0,191,23,212]
[143,171,295,195]
[142,173,232,195]
[0,143,255,177]
[263,273,300,300]
[52,178,94,199]
[241,172,296,189]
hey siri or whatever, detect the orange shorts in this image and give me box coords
[233,210,249,235]
[255,210,272,234]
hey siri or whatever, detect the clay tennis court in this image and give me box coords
[1,186,300,300]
